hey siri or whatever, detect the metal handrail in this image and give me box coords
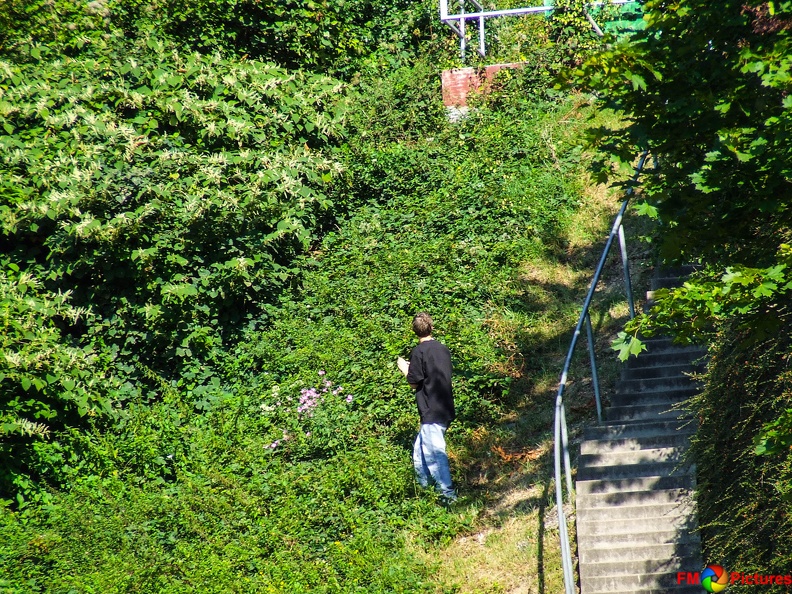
[554,151,648,594]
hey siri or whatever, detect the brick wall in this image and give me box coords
[440,63,524,107]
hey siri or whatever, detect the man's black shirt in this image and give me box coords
[406,339,455,425]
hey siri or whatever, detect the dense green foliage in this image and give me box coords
[0,0,435,78]
[1,36,347,351]
[691,317,792,584]
[578,0,792,581]
[577,0,792,264]
[0,0,614,589]
[0,32,353,500]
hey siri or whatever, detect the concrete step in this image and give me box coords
[611,378,699,402]
[587,586,703,594]
[637,337,681,350]
[651,276,687,290]
[616,375,700,394]
[580,446,686,469]
[579,527,700,548]
[581,433,692,455]
[605,403,692,423]
[629,337,705,355]
[577,511,699,539]
[657,264,699,278]
[609,385,696,407]
[578,460,694,482]
[576,473,696,495]
[624,349,707,368]
[622,362,705,380]
[578,487,693,509]
[583,419,696,441]
[581,569,704,594]
[579,541,700,564]
[578,499,695,523]
[586,586,704,594]
[580,557,703,579]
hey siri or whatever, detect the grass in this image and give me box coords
[0,79,660,593]
[421,168,656,594]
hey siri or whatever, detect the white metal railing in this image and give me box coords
[439,0,636,58]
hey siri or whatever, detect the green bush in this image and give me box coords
[1,34,350,366]
[0,261,120,503]
[0,0,606,587]
[0,440,457,593]
[691,315,792,588]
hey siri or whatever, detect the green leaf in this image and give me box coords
[629,73,646,90]
[628,336,647,358]
[634,201,659,219]
[753,281,777,298]
[611,332,646,361]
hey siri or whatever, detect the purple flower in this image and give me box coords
[318,370,326,376]
[346,395,353,403]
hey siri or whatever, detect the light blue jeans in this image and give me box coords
[413,423,456,500]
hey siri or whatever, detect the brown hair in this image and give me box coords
[412,312,433,338]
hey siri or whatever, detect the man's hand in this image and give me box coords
[397,357,410,376]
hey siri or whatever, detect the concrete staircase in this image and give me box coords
[576,270,706,594]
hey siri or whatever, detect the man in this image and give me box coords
[397,312,457,503]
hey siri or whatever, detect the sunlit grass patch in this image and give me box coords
[427,146,650,593]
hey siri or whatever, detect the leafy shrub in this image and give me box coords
[691,314,792,584]
[0,431,461,593]
[0,0,603,589]
[0,35,349,375]
[131,0,436,77]
[574,0,792,265]
[0,0,110,54]
[0,261,119,503]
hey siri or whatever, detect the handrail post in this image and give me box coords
[479,11,485,56]
[555,396,576,594]
[561,403,573,497]
[559,510,575,594]
[469,0,485,56]
[618,223,635,319]
[459,0,466,60]
[585,312,603,423]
